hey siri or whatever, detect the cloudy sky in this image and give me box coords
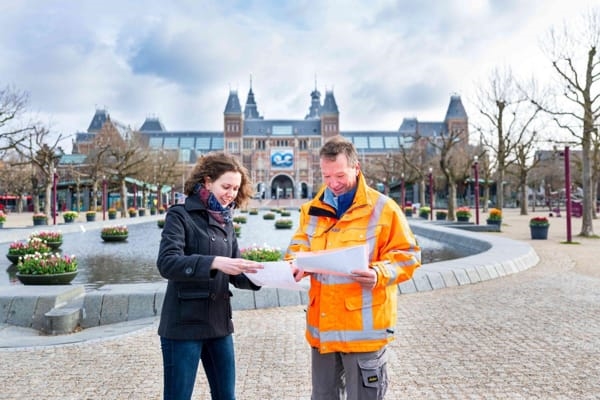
[0,0,596,151]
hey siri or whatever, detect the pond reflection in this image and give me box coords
[1,210,464,289]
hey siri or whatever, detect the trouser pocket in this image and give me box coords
[357,347,388,398]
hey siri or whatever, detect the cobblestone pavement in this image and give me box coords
[1,209,599,399]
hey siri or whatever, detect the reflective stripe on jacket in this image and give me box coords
[286,172,421,353]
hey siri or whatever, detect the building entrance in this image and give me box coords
[271,175,294,199]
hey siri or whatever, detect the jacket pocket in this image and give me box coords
[177,290,209,325]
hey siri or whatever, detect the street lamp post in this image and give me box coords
[473,156,480,225]
[102,176,107,221]
[52,168,58,225]
[428,167,434,221]
[400,172,405,209]
[563,146,572,243]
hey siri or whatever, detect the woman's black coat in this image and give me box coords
[156,196,260,340]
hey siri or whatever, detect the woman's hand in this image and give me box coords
[212,256,263,275]
[289,260,307,282]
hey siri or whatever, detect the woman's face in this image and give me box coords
[205,171,242,206]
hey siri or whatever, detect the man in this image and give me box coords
[287,135,421,400]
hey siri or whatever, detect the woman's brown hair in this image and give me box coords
[184,152,253,208]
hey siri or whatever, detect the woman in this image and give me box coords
[156,151,262,400]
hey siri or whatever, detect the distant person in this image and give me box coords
[287,136,421,400]
[156,151,262,400]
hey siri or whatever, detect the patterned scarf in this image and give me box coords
[195,184,234,224]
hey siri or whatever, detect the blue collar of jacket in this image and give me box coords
[323,186,357,219]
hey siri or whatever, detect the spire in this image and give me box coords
[243,75,261,120]
[444,93,467,121]
[305,77,322,120]
[321,89,339,115]
[224,90,242,115]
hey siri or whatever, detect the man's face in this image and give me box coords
[320,154,359,196]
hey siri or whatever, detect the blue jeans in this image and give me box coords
[161,335,236,400]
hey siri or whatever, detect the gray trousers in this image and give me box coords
[311,346,388,400]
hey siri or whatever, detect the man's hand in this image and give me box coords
[350,268,377,289]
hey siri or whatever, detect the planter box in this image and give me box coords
[16,271,78,285]
[530,225,549,239]
[101,234,128,242]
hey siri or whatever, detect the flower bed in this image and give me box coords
[101,225,129,241]
[262,212,276,220]
[274,218,293,229]
[101,225,129,235]
[62,211,79,222]
[240,245,282,262]
[17,253,78,275]
[32,212,48,225]
[488,208,502,221]
[29,230,63,249]
[456,206,472,220]
[529,216,549,227]
[7,237,52,263]
[233,215,247,224]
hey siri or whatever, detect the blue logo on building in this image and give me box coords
[271,151,293,168]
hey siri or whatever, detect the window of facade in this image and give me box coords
[369,136,384,149]
[227,140,239,152]
[384,136,400,149]
[196,137,211,150]
[180,137,195,149]
[163,137,179,149]
[149,137,163,148]
[352,136,368,150]
[212,137,224,150]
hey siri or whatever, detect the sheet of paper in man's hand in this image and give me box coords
[245,261,306,290]
[294,244,368,276]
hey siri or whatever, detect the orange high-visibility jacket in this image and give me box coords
[286,172,421,354]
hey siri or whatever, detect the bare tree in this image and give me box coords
[532,9,600,236]
[474,67,543,212]
[0,150,31,212]
[0,85,33,155]
[428,127,473,220]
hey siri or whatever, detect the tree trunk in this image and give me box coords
[44,183,52,216]
[120,179,128,217]
[497,169,505,209]
[581,131,595,236]
[447,183,457,221]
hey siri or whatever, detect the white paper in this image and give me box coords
[245,261,307,291]
[294,244,369,276]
